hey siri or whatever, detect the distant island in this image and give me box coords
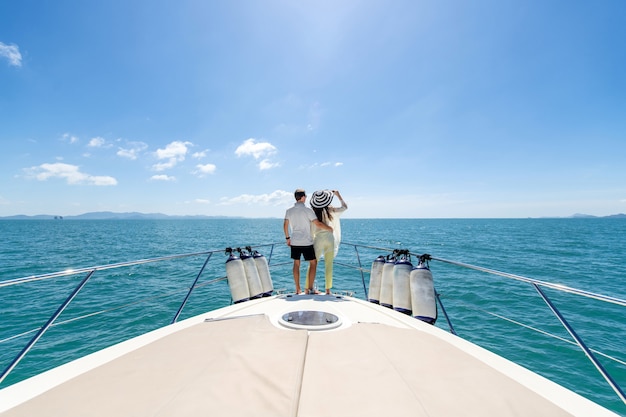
[0,211,625,220]
[0,211,244,220]
[569,213,626,219]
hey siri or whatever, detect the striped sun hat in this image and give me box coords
[310,190,333,208]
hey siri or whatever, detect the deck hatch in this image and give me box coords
[280,310,341,330]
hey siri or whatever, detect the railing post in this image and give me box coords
[352,244,368,297]
[435,292,456,335]
[534,283,625,404]
[0,270,95,384]
[266,243,276,265]
[171,253,213,324]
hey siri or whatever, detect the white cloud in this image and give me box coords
[195,198,211,204]
[192,150,208,159]
[152,140,191,171]
[117,141,148,160]
[61,133,79,144]
[219,190,292,206]
[235,138,279,170]
[235,138,277,160]
[152,161,176,171]
[300,161,344,169]
[0,42,22,67]
[25,162,117,186]
[156,140,191,159]
[259,159,280,170]
[195,163,217,176]
[150,174,176,181]
[88,137,107,147]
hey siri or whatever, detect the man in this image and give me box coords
[283,189,332,294]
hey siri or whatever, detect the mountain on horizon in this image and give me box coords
[0,211,240,220]
[569,213,626,219]
[570,213,598,218]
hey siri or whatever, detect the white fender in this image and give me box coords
[368,255,385,304]
[392,257,413,315]
[225,253,250,303]
[410,263,437,324]
[253,250,273,297]
[241,252,264,299]
[378,257,396,309]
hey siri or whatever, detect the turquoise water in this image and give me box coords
[1,218,625,415]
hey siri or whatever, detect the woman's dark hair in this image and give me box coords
[313,206,333,223]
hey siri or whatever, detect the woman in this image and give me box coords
[307,189,348,294]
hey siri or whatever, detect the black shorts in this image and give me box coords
[291,245,316,261]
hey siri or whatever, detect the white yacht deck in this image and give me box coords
[0,294,617,416]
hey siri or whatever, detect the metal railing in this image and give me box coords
[1,241,625,409]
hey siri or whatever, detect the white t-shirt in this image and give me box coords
[284,202,317,246]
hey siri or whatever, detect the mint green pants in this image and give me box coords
[313,230,334,290]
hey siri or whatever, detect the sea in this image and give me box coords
[1,218,625,415]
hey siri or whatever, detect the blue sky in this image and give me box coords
[1,1,625,218]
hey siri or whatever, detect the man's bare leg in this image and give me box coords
[307,259,318,293]
[293,259,301,294]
